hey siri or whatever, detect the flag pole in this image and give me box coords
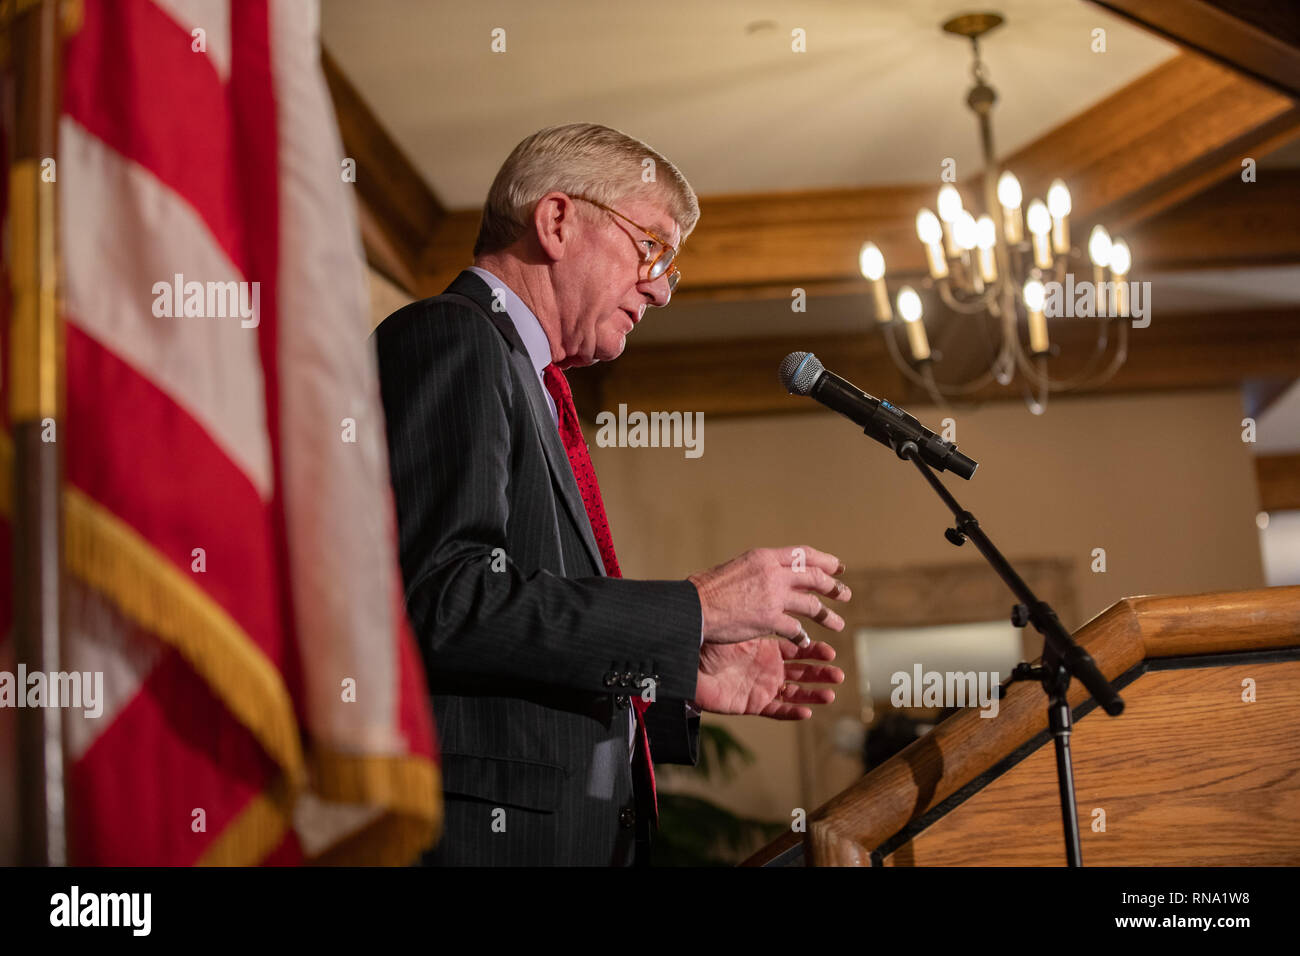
[6,0,66,866]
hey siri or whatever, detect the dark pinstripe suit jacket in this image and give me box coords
[374,270,702,866]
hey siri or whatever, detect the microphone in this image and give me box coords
[779,351,978,480]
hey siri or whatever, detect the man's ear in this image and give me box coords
[532,191,579,264]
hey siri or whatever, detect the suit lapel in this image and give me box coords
[444,272,607,577]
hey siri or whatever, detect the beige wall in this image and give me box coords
[368,267,413,327]
[588,387,1266,824]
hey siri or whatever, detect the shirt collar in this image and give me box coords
[468,266,553,376]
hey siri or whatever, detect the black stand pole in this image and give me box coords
[892,437,1124,867]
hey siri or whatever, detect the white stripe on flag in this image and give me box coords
[154,0,233,82]
[60,117,275,501]
[271,0,403,754]
[62,577,165,763]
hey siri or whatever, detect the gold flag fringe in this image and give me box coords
[1,431,304,789]
[1,432,442,865]
[63,487,308,790]
[197,775,295,867]
[305,750,443,866]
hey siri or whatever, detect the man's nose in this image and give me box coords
[639,272,673,308]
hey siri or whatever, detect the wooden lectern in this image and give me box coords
[744,586,1300,866]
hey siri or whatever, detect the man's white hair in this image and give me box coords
[473,123,699,257]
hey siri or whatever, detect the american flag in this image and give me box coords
[0,0,440,864]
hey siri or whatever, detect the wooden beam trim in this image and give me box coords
[1089,0,1300,100]
[1257,452,1300,512]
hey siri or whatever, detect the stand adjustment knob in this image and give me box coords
[1011,603,1030,627]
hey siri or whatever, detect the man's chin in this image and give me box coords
[593,334,628,364]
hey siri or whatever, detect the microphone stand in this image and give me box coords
[891,436,1124,867]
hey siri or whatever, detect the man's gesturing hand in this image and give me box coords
[688,546,851,646]
[692,638,844,719]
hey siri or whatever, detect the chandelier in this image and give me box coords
[859,13,1133,415]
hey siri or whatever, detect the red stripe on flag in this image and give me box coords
[69,648,280,865]
[63,0,251,276]
[229,0,304,707]
[64,323,290,677]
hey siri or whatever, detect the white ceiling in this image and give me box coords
[321,0,1177,206]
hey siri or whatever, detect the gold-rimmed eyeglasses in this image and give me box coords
[570,195,680,294]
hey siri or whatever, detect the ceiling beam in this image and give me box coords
[1088,0,1300,100]
[1128,170,1300,270]
[1256,453,1300,512]
[322,47,445,296]
[418,166,1300,306]
[995,52,1300,233]
[418,53,1300,304]
[568,308,1300,420]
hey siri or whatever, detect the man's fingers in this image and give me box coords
[787,566,852,602]
[784,662,845,684]
[778,683,836,705]
[761,701,813,721]
[778,545,845,577]
[779,639,837,662]
[787,592,845,632]
[775,616,812,648]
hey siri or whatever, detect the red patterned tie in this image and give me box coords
[542,364,657,820]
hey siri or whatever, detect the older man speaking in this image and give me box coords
[374,123,850,866]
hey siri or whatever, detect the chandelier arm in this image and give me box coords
[883,321,946,390]
[936,277,1002,314]
[1011,329,1047,386]
[1073,318,1130,391]
[1028,319,1114,392]
[1047,321,1116,391]
[883,319,1001,396]
[883,318,1005,397]
[920,361,998,413]
[1029,355,1050,414]
[1017,316,1129,394]
[1011,353,1050,414]
[974,294,1015,380]
[919,361,948,407]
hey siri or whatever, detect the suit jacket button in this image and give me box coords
[619,807,636,829]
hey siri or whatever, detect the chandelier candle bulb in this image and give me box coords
[937,185,963,257]
[1047,179,1071,255]
[897,286,930,361]
[859,242,892,322]
[954,211,978,252]
[1088,224,1112,289]
[1110,239,1131,317]
[1026,199,1053,269]
[975,215,998,282]
[925,244,949,280]
[954,211,981,289]
[915,209,949,279]
[1023,279,1049,354]
[997,170,1023,243]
